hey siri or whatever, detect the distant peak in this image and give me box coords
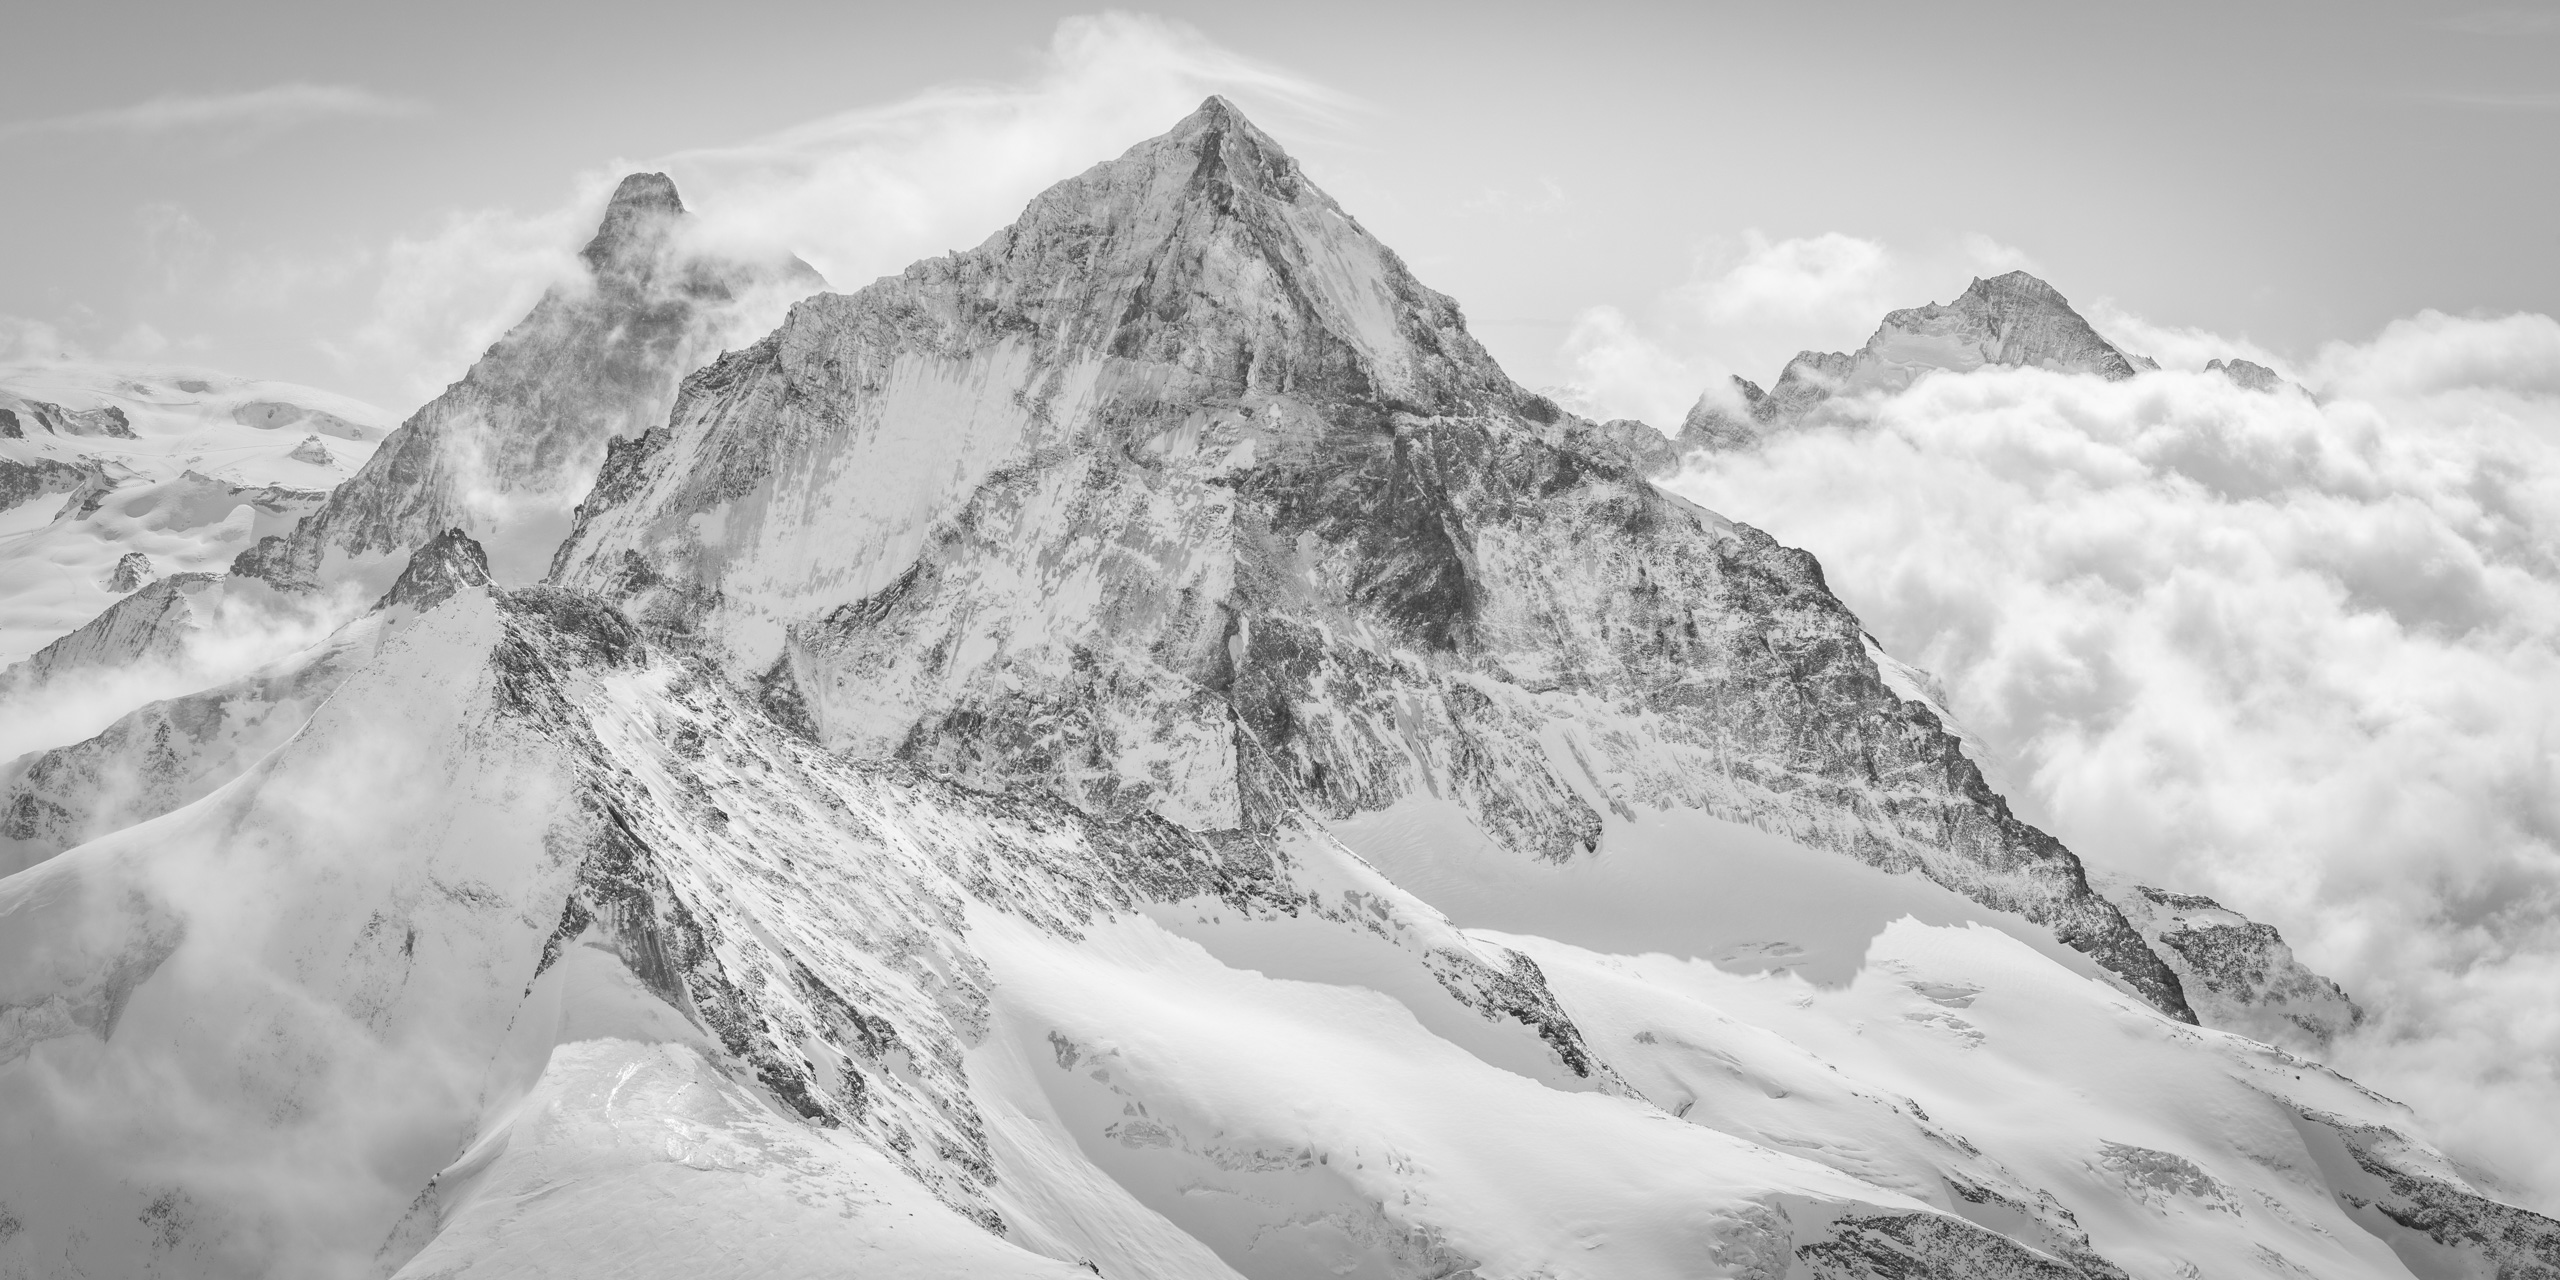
[373,528,493,613]
[581,171,687,272]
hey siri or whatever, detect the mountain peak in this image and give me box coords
[580,171,687,273]
[1147,93,1308,208]
[372,527,493,613]
[1961,269,2071,309]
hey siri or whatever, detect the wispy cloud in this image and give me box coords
[0,83,425,143]
[2418,89,2560,111]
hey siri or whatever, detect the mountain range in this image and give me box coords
[0,98,2547,1280]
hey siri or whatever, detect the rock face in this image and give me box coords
[238,172,826,592]
[0,455,84,514]
[553,98,2188,1020]
[1671,271,2153,457]
[2100,879,2363,1052]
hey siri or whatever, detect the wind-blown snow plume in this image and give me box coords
[1662,306,2560,1208]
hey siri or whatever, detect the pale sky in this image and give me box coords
[3,0,2554,414]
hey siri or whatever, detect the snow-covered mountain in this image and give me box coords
[2,98,2553,1280]
[0,364,387,667]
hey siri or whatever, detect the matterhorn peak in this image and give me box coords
[232,168,824,592]
[579,170,687,277]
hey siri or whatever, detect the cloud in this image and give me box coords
[1552,230,2037,428]
[323,12,1348,407]
[2082,297,2293,375]
[1658,307,2560,1209]
[0,83,425,143]
[0,315,85,363]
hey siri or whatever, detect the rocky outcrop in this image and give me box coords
[0,456,85,514]
[234,172,826,592]
[2101,880,2362,1052]
[552,97,2191,1020]
[286,434,333,466]
[374,527,494,613]
[100,552,154,594]
[15,401,139,440]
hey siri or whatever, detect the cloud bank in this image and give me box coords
[1659,305,2560,1210]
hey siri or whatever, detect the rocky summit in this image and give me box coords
[0,98,2551,1280]
[1674,270,2155,456]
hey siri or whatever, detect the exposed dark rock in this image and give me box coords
[0,456,84,514]
[371,529,494,614]
[101,552,154,594]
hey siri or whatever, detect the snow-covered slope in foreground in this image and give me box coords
[4,564,2535,1280]
[2,99,2554,1280]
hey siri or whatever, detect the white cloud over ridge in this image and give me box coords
[1660,307,2560,1209]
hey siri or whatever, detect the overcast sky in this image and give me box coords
[2,0,2553,413]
